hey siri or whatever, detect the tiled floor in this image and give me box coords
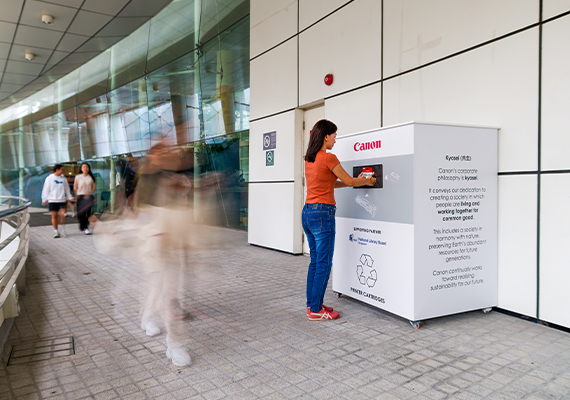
[2,224,570,399]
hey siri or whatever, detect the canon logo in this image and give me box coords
[354,140,381,152]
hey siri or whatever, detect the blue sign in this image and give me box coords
[263,131,276,150]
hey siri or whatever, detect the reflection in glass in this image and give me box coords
[0,3,250,230]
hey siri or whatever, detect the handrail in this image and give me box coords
[0,196,31,310]
[0,196,31,220]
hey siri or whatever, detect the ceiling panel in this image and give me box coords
[13,25,64,48]
[0,0,25,23]
[41,72,66,83]
[23,82,50,92]
[32,75,61,85]
[67,10,113,37]
[0,0,175,111]
[96,17,148,37]
[75,36,124,53]
[43,51,70,72]
[0,42,10,59]
[56,33,90,52]
[8,44,54,64]
[0,21,18,43]
[0,83,25,92]
[19,0,77,32]
[38,0,83,8]
[3,73,36,85]
[44,63,81,76]
[82,0,130,16]
[58,51,99,66]
[5,59,44,75]
[119,0,172,17]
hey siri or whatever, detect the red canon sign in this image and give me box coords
[354,140,381,152]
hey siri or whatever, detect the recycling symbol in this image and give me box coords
[356,254,377,288]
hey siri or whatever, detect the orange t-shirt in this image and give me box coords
[305,151,340,205]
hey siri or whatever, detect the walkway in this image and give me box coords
[1,224,570,399]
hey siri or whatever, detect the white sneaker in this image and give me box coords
[141,320,160,337]
[84,228,92,235]
[166,347,191,366]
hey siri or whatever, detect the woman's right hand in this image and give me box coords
[365,173,376,186]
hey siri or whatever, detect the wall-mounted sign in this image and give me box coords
[266,150,274,166]
[263,131,276,150]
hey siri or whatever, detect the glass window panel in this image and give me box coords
[54,108,81,161]
[28,85,56,123]
[109,22,150,91]
[77,98,111,159]
[78,50,111,104]
[32,117,58,166]
[23,167,50,207]
[198,16,250,138]
[146,0,198,72]
[0,131,19,170]
[199,0,249,44]
[108,80,150,154]
[55,70,80,112]
[147,54,201,146]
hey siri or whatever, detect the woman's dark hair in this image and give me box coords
[304,119,337,163]
[81,162,96,184]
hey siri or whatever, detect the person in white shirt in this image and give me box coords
[74,163,97,235]
[41,164,74,238]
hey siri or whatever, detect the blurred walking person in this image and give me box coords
[75,162,96,235]
[134,142,194,366]
[42,164,74,238]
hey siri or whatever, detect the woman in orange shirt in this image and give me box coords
[303,119,376,320]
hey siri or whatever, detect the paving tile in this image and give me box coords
[1,225,570,400]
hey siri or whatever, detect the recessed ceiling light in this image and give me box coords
[42,14,54,24]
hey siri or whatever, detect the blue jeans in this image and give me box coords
[302,203,336,313]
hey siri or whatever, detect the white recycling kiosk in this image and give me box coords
[331,122,498,328]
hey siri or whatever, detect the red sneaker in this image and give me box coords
[308,307,339,321]
[307,305,333,315]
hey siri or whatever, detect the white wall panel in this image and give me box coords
[325,83,381,137]
[383,0,538,77]
[250,0,298,58]
[539,174,570,328]
[250,38,297,120]
[383,29,539,173]
[497,175,537,317]
[249,110,303,182]
[298,0,382,106]
[543,0,570,20]
[298,0,350,31]
[541,15,570,171]
[248,182,303,254]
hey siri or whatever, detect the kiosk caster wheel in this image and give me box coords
[334,292,342,298]
[410,320,422,329]
[482,307,492,314]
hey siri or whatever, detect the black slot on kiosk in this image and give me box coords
[353,165,383,188]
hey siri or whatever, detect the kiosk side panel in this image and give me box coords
[413,124,498,321]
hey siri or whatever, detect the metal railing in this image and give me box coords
[0,196,31,316]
